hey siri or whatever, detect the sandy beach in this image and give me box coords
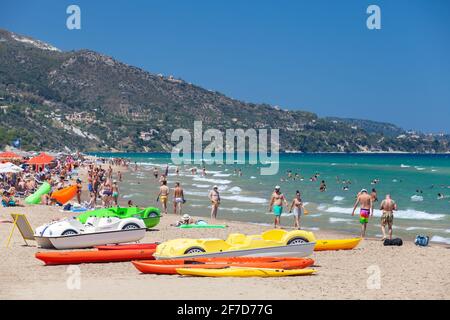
[1,202,449,300]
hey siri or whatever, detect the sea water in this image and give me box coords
[90,153,450,243]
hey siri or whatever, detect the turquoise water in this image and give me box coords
[90,153,450,243]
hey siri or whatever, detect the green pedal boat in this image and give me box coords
[77,207,161,228]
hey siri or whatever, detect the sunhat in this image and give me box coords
[182,214,190,220]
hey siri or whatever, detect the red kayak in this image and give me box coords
[95,243,158,251]
[132,257,314,275]
[36,249,156,265]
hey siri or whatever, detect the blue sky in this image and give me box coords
[1,0,449,133]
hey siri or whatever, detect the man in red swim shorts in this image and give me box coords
[352,189,374,238]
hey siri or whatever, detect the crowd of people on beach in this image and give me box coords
[0,153,131,211]
[1,153,83,208]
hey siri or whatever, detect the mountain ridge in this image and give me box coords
[0,29,449,153]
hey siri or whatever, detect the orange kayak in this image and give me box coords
[95,243,158,250]
[132,257,314,275]
[36,249,155,265]
[51,185,78,204]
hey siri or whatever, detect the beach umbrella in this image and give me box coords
[0,162,23,173]
[0,151,22,161]
[27,152,55,165]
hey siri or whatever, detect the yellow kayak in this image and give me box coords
[176,267,316,277]
[314,238,362,251]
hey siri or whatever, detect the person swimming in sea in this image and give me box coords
[319,180,327,192]
[371,188,378,202]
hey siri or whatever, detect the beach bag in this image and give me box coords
[63,203,72,211]
[383,238,403,246]
[415,235,429,247]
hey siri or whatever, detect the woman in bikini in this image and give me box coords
[289,190,304,229]
[208,185,220,219]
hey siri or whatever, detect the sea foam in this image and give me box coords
[320,205,445,221]
[221,195,267,204]
[430,236,450,245]
[192,177,231,184]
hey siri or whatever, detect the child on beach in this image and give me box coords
[269,186,288,228]
[351,189,374,238]
[112,180,119,206]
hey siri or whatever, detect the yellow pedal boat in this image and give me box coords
[154,229,317,260]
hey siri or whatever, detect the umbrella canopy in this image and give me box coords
[0,162,23,173]
[0,151,22,161]
[27,152,55,165]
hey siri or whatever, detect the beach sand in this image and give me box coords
[1,204,449,300]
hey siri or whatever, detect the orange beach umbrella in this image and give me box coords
[0,151,22,161]
[27,152,55,165]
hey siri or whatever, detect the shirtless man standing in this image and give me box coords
[173,182,184,215]
[351,189,373,238]
[380,194,397,240]
[269,186,288,229]
[208,185,220,219]
[158,180,169,214]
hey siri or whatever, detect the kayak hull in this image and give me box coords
[36,249,155,265]
[132,257,314,274]
[176,267,316,277]
[95,243,158,250]
[314,238,362,251]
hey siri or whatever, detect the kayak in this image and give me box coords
[96,243,158,250]
[176,267,316,277]
[179,224,226,229]
[25,182,51,204]
[77,206,161,228]
[314,238,362,251]
[35,249,155,265]
[51,185,78,204]
[132,257,314,275]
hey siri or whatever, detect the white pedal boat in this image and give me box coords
[34,216,146,249]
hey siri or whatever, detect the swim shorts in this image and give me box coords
[381,211,393,226]
[159,195,167,203]
[175,197,184,203]
[360,208,370,224]
[273,205,283,216]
